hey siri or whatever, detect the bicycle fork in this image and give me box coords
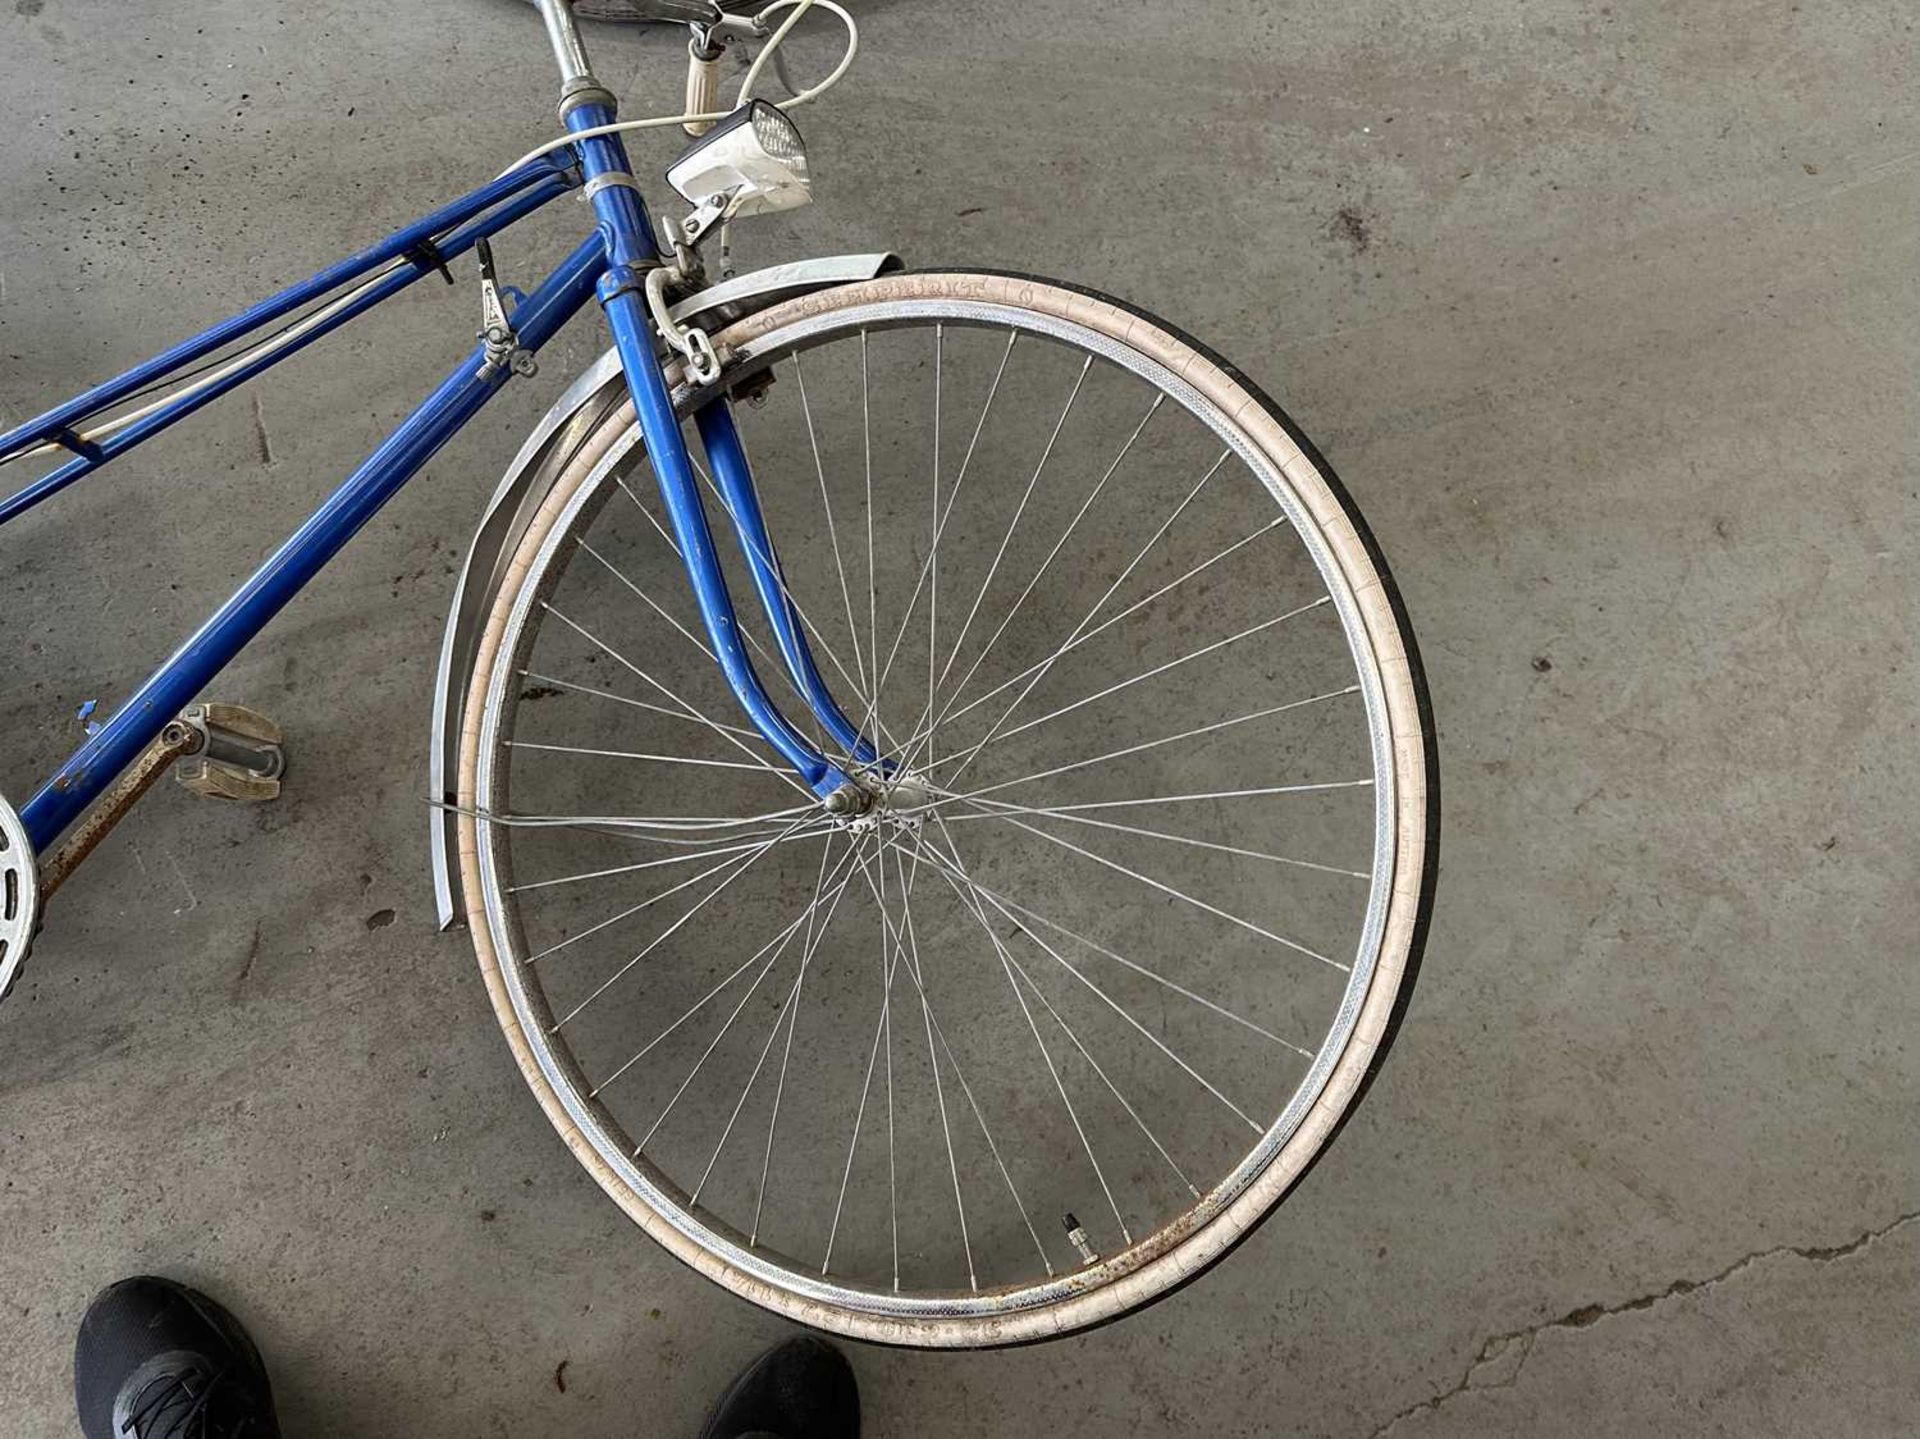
[560,96,878,808]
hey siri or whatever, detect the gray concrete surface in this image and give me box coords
[2,0,1915,1434]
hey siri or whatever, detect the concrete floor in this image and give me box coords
[2,0,1915,1434]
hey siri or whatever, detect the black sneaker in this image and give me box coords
[697,1336,860,1439]
[73,1276,281,1439]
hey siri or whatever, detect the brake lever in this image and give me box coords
[692,10,765,47]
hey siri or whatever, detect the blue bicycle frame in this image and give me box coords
[0,10,869,863]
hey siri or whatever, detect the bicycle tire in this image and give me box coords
[454,270,1438,1345]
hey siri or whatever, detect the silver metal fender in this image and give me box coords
[429,251,903,929]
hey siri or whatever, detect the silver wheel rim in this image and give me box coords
[471,293,1409,1331]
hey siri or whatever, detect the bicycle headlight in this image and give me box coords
[666,99,812,221]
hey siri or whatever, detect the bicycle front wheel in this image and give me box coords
[456,272,1437,1345]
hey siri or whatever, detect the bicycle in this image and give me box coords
[0,0,1438,1347]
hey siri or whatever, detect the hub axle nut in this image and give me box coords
[823,784,870,816]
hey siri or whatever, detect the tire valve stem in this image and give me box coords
[1063,1213,1098,1266]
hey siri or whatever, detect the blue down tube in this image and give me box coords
[20,235,608,852]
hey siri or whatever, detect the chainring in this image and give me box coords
[0,792,39,1006]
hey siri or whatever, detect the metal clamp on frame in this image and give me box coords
[598,258,663,309]
[581,171,644,203]
[48,426,104,463]
[405,238,456,286]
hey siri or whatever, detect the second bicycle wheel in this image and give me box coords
[456,272,1436,1345]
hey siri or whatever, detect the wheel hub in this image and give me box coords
[837,770,936,836]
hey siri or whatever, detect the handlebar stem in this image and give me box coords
[531,0,618,118]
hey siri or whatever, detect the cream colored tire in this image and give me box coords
[456,272,1438,1346]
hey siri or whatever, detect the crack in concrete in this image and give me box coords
[250,393,274,467]
[231,920,264,1000]
[1363,1209,1920,1438]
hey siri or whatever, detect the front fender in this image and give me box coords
[428,251,902,929]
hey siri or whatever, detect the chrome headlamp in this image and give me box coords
[666,99,813,224]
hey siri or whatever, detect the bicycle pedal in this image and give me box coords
[173,703,286,803]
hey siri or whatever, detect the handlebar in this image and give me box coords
[684,37,725,137]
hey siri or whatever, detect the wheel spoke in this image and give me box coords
[937,779,1374,817]
[447,799,811,844]
[930,354,1094,733]
[553,815,813,1031]
[925,815,1200,1203]
[860,329,884,773]
[936,684,1360,812]
[933,597,1334,786]
[518,669,762,743]
[850,835,1051,1283]
[826,833,917,1285]
[506,739,777,772]
[863,330,1019,746]
[697,830,859,1213]
[820,839,958,1278]
[1008,942,1200,1199]
[925,324,942,779]
[633,836,870,1149]
[590,867,859,1100]
[578,537,716,663]
[915,832,1312,1053]
[947,796,1368,879]
[887,836,977,1289]
[917,828,1132,1247]
[941,515,1291,737]
[908,835,1272,1127]
[510,823,829,897]
[819,859,895,1277]
[516,822,823,967]
[792,351,869,699]
[874,449,1234,772]
[541,603,813,797]
[488,808,813,833]
[987,811,1347,972]
[933,394,1162,724]
[750,828,855,1241]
